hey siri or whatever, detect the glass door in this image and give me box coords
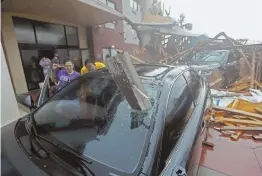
[20,50,41,91]
[68,49,82,72]
[56,49,68,64]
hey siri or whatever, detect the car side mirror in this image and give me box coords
[17,94,35,110]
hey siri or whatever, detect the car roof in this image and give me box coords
[80,64,188,80]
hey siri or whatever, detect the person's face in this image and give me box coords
[86,63,96,71]
[64,61,74,73]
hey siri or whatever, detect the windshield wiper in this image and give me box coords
[26,114,95,176]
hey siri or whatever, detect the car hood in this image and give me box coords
[1,119,49,176]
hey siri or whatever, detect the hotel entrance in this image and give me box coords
[13,17,82,91]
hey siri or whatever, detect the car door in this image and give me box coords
[165,74,195,130]
[160,74,195,171]
[36,67,52,107]
[160,70,210,176]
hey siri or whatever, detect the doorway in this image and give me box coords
[20,49,55,91]
[39,50,54,61]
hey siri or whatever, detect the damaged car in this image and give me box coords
[184,50,240,85]
[2,64,210,176]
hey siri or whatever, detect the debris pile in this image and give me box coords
[206,89,262,141]
[161,32,262,90]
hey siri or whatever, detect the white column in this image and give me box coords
[1,43,20,127]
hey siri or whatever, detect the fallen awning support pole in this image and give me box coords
[105,52,151,111]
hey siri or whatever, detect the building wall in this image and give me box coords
[1,12,89,94]
[1,43,20,127]
[122,0,142,45]
[92,0,124,61]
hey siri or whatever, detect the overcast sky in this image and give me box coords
[163,0,262,41]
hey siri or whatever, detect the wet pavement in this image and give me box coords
[189,127,262,176]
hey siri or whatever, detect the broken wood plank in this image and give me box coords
[226,84,250,92]
[105,52,151,111]
[216,118,262,126]
[221,126,262,131]
[210,78,223,87]
[233,115,262,122]
[213,105,262,120]
[229,76,250,87]
[232,99,240,109]
[254,80,262,89]
[255,107,262,114]
[116,49,146,64]
[252,135,262,140]
[251,50,256,88]
[231,131,243,140]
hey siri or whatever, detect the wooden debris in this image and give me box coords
[221,126,262,131]
[202,121,215,147]
[232,99,240,109]
[233,115,262,122]
[250,50,256,88]
[254,80,262,89]
[226,84,250,92]
[229,76,250,87]
[255,107,262,114]
[213,106,262,120]
[215,118,262,126]
[231,131,243,140]
[252,135,262,140]
[210,78,223,87]
[105,52,151,111]
[116,49,146,64]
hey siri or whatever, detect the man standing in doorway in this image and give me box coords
[39,56,51,77]
[52,53,60,65]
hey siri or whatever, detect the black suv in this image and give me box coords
[2,64,210,176]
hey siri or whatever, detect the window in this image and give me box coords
[20,50,39,90]
[13,17,36,44]
[195,50,228,63]
[35,22,66,45]
[130,0,139,11]
[105,22,115,29]
[68,49,82,72]
[130,0,134,7]
[65,26,78,46]
[134,1,138,11]
[107,0,116,9]
[12,17,79,47]
[98,0,106,4]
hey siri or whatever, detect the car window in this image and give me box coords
[183,71,201,103]
[194,50,228,63]
[227,51,236,63]
[166,76,187,115]
[162,75,195,167]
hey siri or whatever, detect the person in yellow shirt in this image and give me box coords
[80,59,106,75]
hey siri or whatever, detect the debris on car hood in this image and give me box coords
[105,51,152,111]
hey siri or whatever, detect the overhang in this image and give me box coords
[1,0,124,26]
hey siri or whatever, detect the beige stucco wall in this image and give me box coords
[1,12,88,94]
[1,43,20,127]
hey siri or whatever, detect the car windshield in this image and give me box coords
[193,50,228,63]
[33,74,158,171]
